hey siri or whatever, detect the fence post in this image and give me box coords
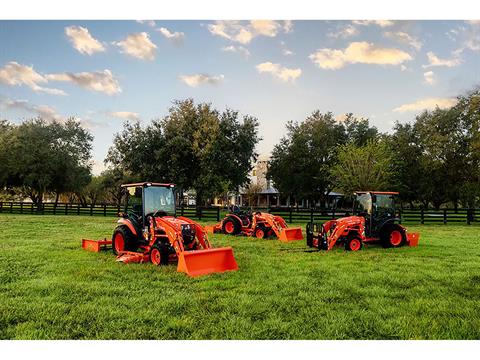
[90,204,93,216]
[310,208,314,223]
[467,208,471,225]
[421,209,424,224]
[199,207,203,220]
[289,207,293,223]
[216,207,220,221]
[53,203,56,215]
[181,205,184,217]
[10,202,13,213]
[31,203,34,214]
[0,201,2,213]
[65,204,68,215]
[104,204,107,217]
[332,208,336,220]
[77,204,80,215]
[20,202,23,214]
[443,209,447,225]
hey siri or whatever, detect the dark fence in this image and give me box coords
[0,201,478,225]
[0,202,221,221]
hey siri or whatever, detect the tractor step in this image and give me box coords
[82,238,112,252]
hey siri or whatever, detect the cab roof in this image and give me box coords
[121,182,175,188]
[354,191,399,195]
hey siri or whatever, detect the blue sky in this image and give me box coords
[0,20,479,174]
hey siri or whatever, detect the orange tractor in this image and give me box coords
[82,182,238,277]
[306,191,420,251]
[206,209,303,242]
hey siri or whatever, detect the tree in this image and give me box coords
[244,183,263,208]
[341,113,379,146]
[0,118,93,209]
[330,139,395,195]
[269,111,346,206]
[106,99,260,205]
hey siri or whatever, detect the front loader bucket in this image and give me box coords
[278,227,304,242]
[177,247,238,277]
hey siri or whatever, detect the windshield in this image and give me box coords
[354,193,372,215]
[374,194,395,213]
[144,186,176,216]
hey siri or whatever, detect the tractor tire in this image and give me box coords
[381,225,406,248]
[254,225,267,239]
[149,243,169,266]
[222,217,241,235]
[112,226,137,255]
[345,234,363,251]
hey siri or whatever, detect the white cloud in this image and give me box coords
[328,24,359,39]
[65,26,105,55]
[47,70,121,95]
[179,74,224,87]
[0,61,66,95]
[423,51,462,68]
[384,31,422,50]
[157,27,185,44]
[136,20,156,27]
[280,41,294,56]
[309,42,412,70]
[207,20,292,44]
[222,45,250,58]
[423,71,436,85]
[0,97,63,122]
[256,62,302,82]
[108,111,140,121]
[393,97,457,113]
[353,20,395,27]
[113,32,157,60]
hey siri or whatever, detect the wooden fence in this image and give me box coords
[0,201,478,225]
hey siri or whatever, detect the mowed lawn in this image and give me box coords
[0,214,479,340]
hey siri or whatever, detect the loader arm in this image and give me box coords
[261,213,304,242]
[323,218,365,250]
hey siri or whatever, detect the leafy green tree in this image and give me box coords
[0,118,93,209]
[269,111,346,205]
[341,113,379,146]
[106,99,260,205]
[330,139,395,195]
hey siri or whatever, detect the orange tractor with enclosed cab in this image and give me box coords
[206,208,303,242]
[82,182,238,277]
[306,191,419,251]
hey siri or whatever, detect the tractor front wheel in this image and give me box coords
[254,226,266,239]
[345,235,363,251]
[149,243,169,265]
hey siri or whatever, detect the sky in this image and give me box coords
[0,20,479,174]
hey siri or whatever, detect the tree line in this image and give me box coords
[0,88,478,210]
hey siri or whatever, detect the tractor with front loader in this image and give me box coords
[206,209,304,242]
[82,182,238,277]
[306,191,419,251]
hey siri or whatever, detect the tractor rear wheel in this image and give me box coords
[112,226,137,255]
[381,225,406,248]
[222,217,240,235]
[345,235,363,251]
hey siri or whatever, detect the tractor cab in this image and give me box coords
[353,191,399,238]
[121,182,176,230]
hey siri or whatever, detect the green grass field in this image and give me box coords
[0,214,479,339]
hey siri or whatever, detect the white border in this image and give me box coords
[0,0,479,19]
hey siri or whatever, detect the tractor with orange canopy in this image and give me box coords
[306,191,420,251]
[206,209,303,242]
[82,182,238,277]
